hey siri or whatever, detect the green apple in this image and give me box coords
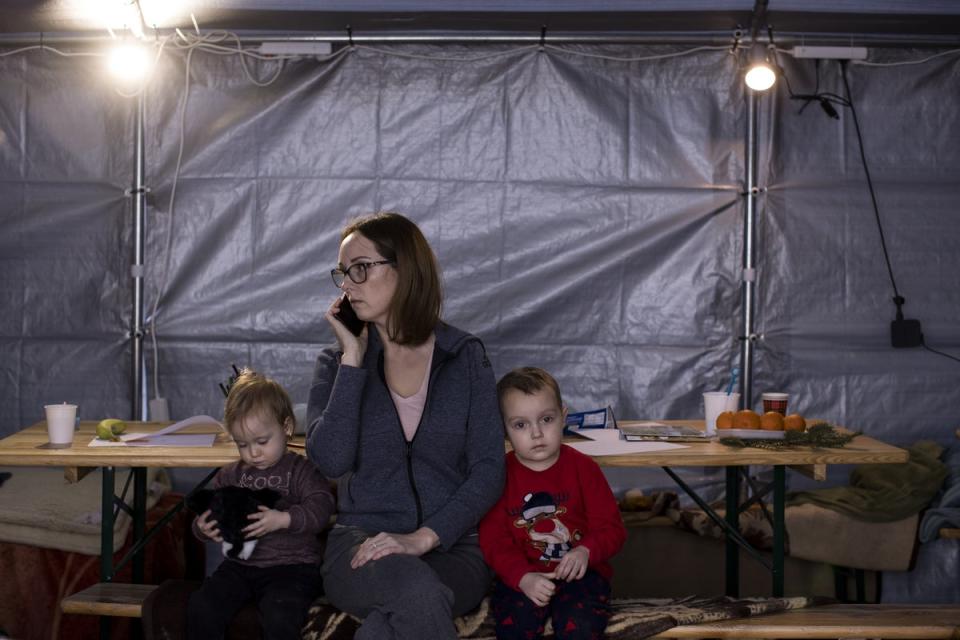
[96,418,127,441]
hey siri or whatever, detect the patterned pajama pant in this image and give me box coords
[490,570,611,639]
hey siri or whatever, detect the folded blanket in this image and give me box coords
[919,442,960,542]
[0,467,169,554]
[787,441,947,522]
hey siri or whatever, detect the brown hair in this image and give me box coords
[223,368,295,437]
[342,212,442,346]
[496,367,564,410]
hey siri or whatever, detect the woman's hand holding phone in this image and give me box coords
[326,296,367,367]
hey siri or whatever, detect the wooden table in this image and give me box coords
[587,420,909,598]
[0,420,241,470]
[0,419,908,600]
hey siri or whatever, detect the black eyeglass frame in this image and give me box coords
[330,260,395,288]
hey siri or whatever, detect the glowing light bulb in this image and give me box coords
[745,63,776,91]
[743,43,777,92]
[107,43,152,82]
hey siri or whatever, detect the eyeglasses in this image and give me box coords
[330,260,395,288]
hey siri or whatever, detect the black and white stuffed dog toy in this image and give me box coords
[187,486,281,560]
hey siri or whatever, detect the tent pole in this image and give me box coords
[131,93,146,422]
[740,89,759,410]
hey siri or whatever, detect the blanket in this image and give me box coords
[301,595,818,640]
[0,493,203,640]
[787,440,947,522]
[920,442,960,542]
[0,467,169,554]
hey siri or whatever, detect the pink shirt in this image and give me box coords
[390,348,433,441]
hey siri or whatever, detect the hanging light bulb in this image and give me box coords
[107,42,152,82]
[744,44,776,92]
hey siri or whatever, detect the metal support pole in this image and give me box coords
[132,93,147,422]
[740,89,759,410]
[130,92,149,586]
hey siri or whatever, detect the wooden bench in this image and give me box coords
[60,582,158,618]
[652,604,960,639]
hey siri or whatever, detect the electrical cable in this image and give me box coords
[854,47,960,67]
[144,32,352,408]
[923,341,960,363]
[838,62,902,303]
[839,62,960,365]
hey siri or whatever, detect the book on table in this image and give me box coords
[618,421,709,442]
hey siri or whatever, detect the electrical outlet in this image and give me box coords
[149,397,170,421]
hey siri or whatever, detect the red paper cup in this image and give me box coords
[762,392,789,415]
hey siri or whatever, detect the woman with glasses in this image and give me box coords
[305,212,505,640]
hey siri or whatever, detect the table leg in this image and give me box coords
[773,465,785,597]
[100,466,115,640]
[100,466,115,581]
[725,466,741,596]
[133,467,147,583]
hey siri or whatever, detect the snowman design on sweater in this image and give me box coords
[513,491,582,564]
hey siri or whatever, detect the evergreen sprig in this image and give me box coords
[719,422,860,450]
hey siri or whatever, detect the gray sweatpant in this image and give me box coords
[321,525,492,640]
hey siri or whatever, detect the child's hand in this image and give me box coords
[554,545,589,582]
[518,572,556,607]
[196,509,223,543]
[243,506,291,538]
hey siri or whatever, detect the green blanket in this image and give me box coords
[787,440,947,522]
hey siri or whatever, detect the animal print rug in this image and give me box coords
[302,594,818,640]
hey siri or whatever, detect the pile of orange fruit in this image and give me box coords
[716,409,806,432]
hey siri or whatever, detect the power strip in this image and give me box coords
[790,46,868,60]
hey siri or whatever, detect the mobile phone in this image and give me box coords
[334,297,365,336]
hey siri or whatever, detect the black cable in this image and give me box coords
[840,63,960,364]
[838,62,903,305]
[767,31,849,119]
[923,340,960,363]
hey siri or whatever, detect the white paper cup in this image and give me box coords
[44,403,77,445]
[703,392,740,436]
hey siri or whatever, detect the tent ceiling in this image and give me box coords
[2,1,960,44]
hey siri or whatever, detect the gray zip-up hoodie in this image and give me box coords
[306,323,505,550]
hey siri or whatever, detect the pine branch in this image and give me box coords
[719,422,860,450]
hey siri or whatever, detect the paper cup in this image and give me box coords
[703,392,740,436]
[762,392,789,415]
[44,403,77,445]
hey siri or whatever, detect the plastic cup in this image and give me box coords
[703,392,740,436]
[44,403,77,445]
[762,392,789,415]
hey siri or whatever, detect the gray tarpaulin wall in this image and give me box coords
[1,44,959,468]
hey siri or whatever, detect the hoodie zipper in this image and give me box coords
[380,351,441,530]
[377,332,485,531]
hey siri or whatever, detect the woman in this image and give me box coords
[306,212,505,639]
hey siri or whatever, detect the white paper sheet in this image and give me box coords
[119,415,222,441]
[87,415,222,448]
[88,433,217,447]
[566,428,688,456]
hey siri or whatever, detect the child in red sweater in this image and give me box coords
[479,367,627,640]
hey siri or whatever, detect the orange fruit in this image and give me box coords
[732,409,761,429]
[760,411,784,431]
[783,414,806,432]
[716,411,735,429]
